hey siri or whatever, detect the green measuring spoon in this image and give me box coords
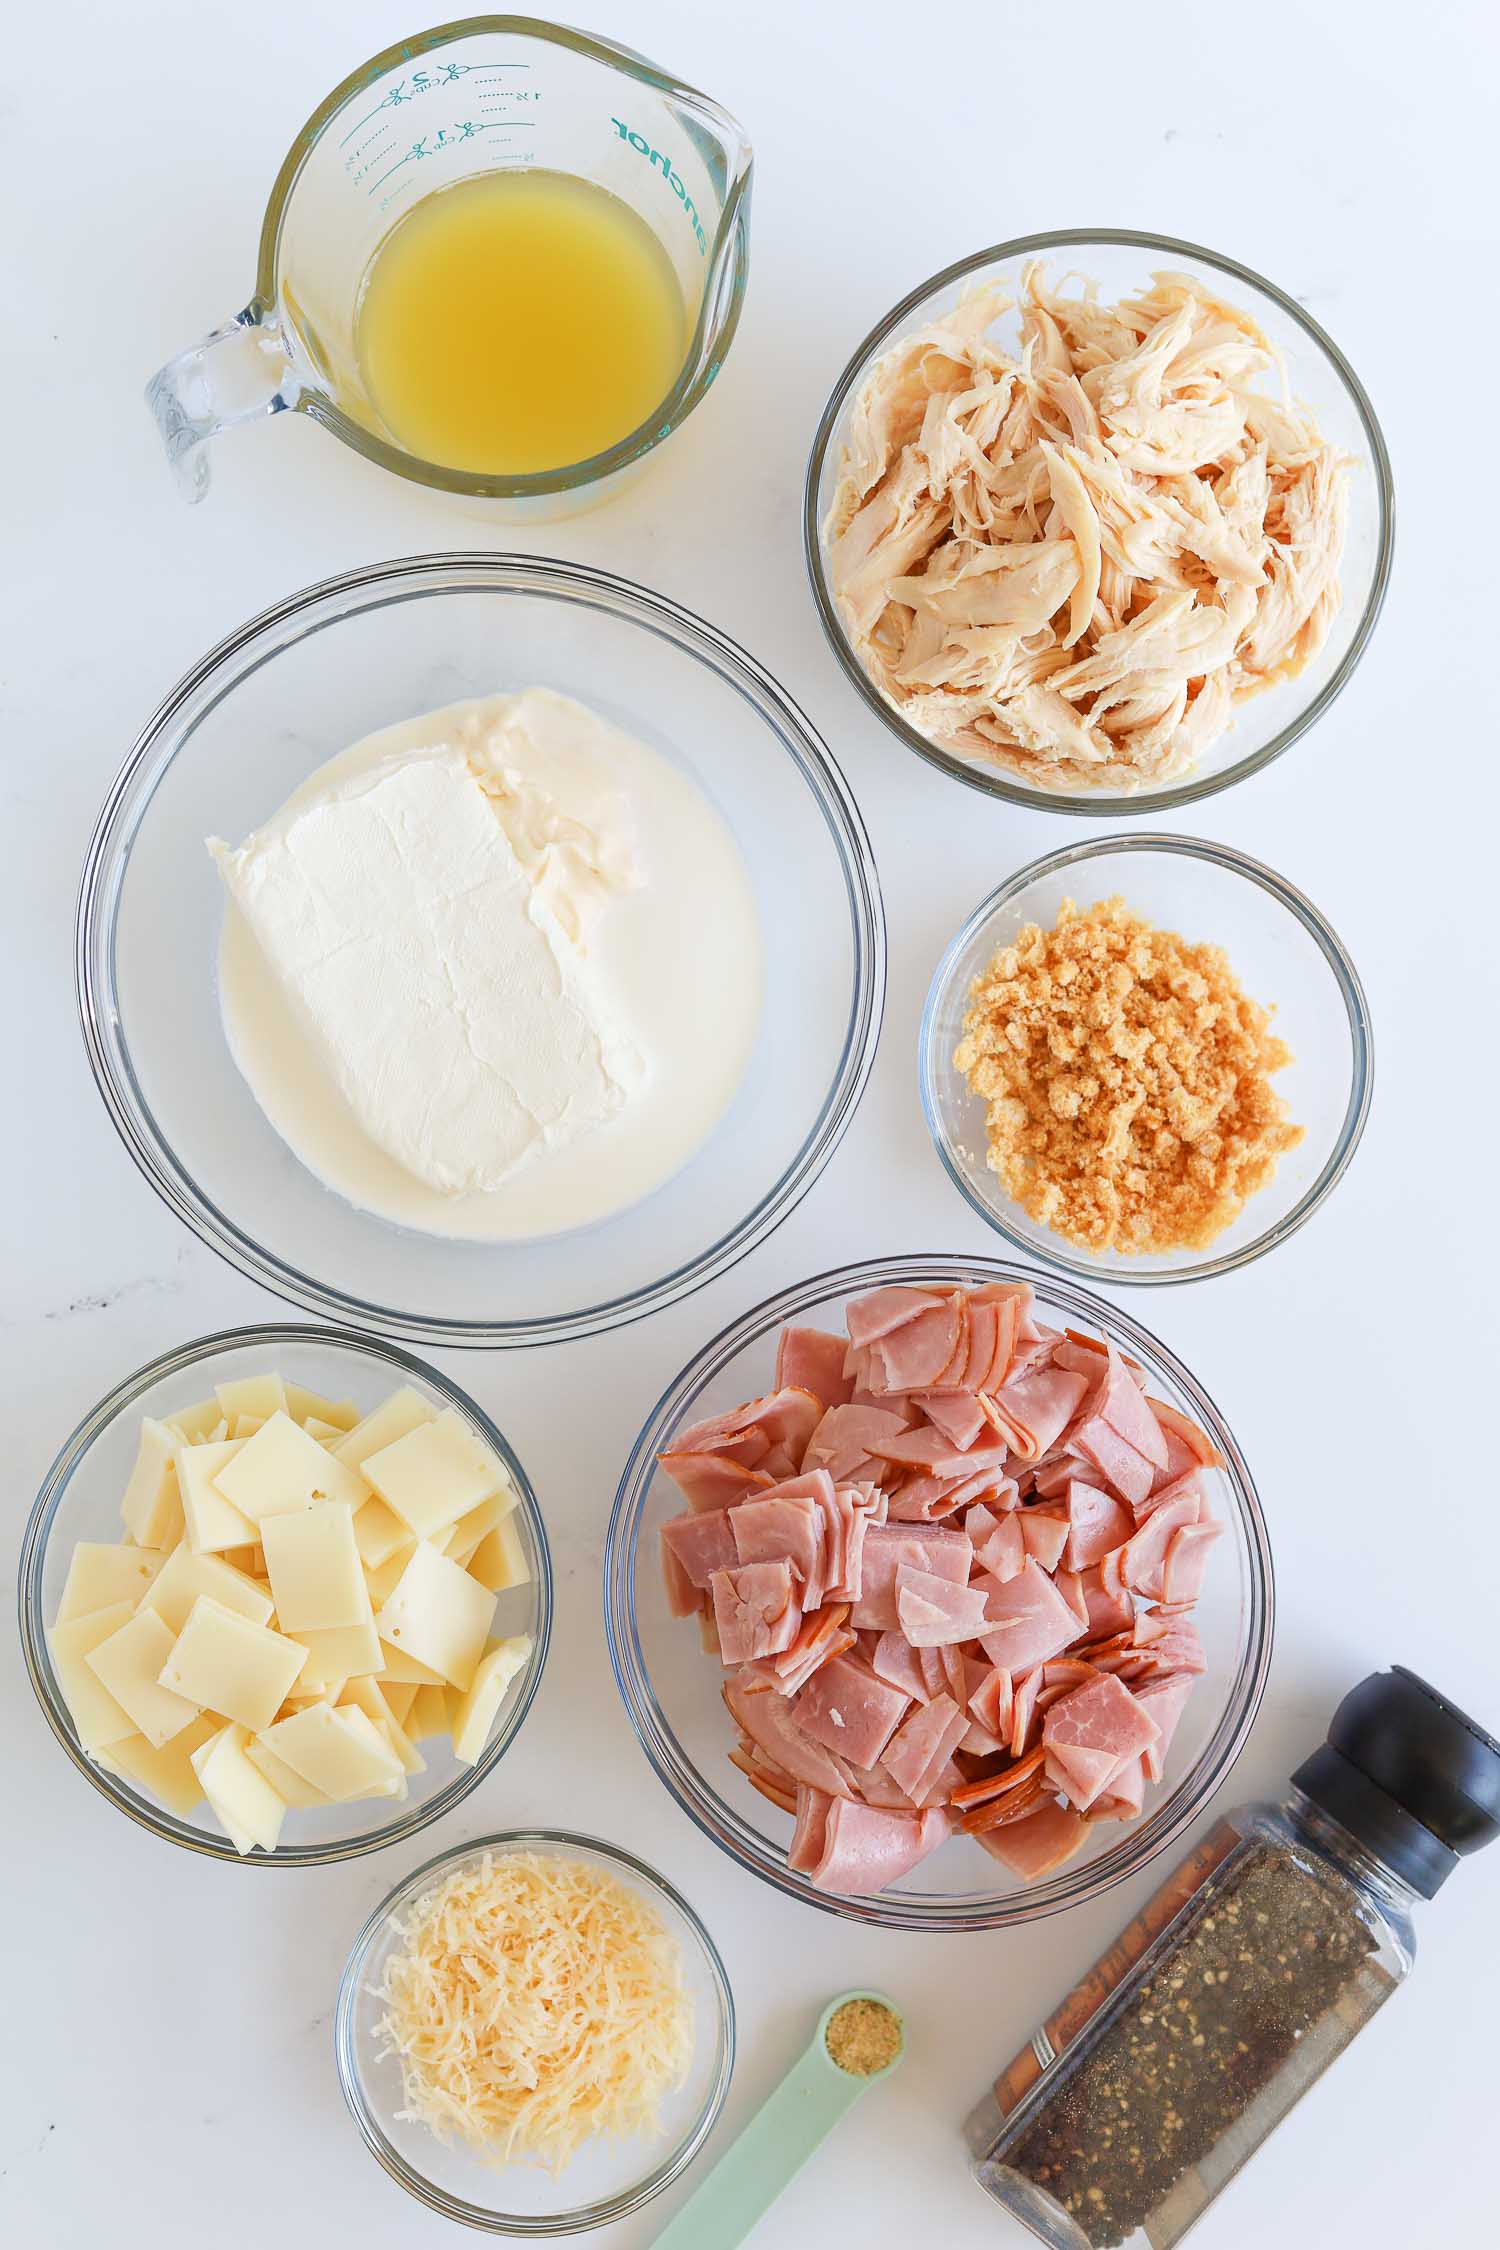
[650,1991,905,2250]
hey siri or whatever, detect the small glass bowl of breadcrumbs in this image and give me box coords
[921,836,1371,1284]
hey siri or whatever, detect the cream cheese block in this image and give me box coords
[209,731,641,1197]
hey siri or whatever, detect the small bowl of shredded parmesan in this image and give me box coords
[336,1830,734,2231]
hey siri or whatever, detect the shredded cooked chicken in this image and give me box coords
[827,265,1350,790]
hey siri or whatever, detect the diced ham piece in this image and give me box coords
[728,1742,799,1815]
[1019,1506,1070,1573]
[867,1629,931,1702]
[660,1509,738,1616]
[1062,1481,1135,1571]
[850,1524,971,1630]
[978,1557,1082,1673]
[975,1800,1089,1880]
[1088,1752,1146,1820]
[1134,1672,1195,1781]
[661,1539,699,1621]
[787,1785,834,1873]
[986,1366,1091,1462]
[895,1564,993,1647]
[912,1389,989,1451]
[792,1654,911,1769]
[728,1493,824,1591]
[743,1603,854,1696]
[845,1286,944,1347]
[1079,1563,1135,1640]
[808,1798,953,1894]
[804,1403,910,1482]
[1119,1489,1202,1598]
[886,1459,1012,1521]
[711,1562,802,1665]
[1008,1666,1046,1758]
[1132,1467,1205,1525]
[1095,1344,1170,1471]
[659,1453,774,1511]
[869,1300,964,1393]
[1069,1412,1157,1509]
[724,1678,854,1799]
[1146,1398,1225,1470]
[1053,1566,1089,1632]
[775,1326,854,1410]
[1161,1519,1223,1605]
[957,1299,1000,1392]
[968,1662,1013,1740]
[1043,1673,1162,1811]
[968,1504,1027,1582]
[881,1693,970,1807]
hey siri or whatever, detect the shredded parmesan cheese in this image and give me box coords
[378,1849,694,2174]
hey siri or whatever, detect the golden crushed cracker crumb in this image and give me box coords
[825,1997,902,2076]
[953,896,1303,1255]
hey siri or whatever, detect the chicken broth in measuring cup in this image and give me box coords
[354,169,686,476]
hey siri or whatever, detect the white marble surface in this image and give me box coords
[6,1,1499,2242]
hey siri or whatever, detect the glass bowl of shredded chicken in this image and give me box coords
[805,231,1392,810]
[922,834,1373,1282]
[336,1829,734,2233]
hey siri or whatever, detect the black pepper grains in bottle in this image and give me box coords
[967,1668,1500,2249]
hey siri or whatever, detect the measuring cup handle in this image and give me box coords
[145,306,300,503]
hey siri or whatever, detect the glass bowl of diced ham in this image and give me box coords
[605,1258,1271,1928]
[19,1325,551,1864]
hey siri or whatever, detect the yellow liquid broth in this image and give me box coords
[355,169,686,476]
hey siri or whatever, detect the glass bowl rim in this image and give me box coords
[604,1252,1274,1931]
[920,831,1374,1285]
[75,551,887,1348]
[802,225,1396,816]
[17,1320,554,1867]
[333,1824,736,2234]
[257,14,754,500]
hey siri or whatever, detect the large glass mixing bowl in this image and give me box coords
[606,1256,1272,1931]
[76,554,884,1347]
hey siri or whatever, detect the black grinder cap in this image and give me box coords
[1292,1666,1500,1897]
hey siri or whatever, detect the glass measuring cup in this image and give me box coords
[147,18,753,511]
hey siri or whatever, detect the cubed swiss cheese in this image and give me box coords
[215,1373,288,1424]
[284,1385,360,1432]
[257,1702,405,1803]
[158,1597,308,1731]
[333,1386,434,1473]
[213,1410,368,1522]
[292,1617,384,1686]
[244,1735,331,1809]
[191,1723,287,1853]
[340,1676,426,1776]
[120,1418,184,1549]
[166,1398,222,1444]
[56,1540,163,1623]
[351,1494,413,1571]
[138,1544,274,1636]
[468,1512,532,1594]
[373,1541,496,1691]
[450,1635,533,1765]
[260,1501,370,1633]
[363,1409,505,1541]
[84,1608,200,1749]
[48,1600,139,1751]
[406,1683,453,1742]
[95,1712,220,1818]
[175,1439,258,1555]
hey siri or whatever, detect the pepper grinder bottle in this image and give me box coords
[967,1667,1500,2249]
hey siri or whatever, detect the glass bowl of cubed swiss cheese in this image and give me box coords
[18,1324,551,1863]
